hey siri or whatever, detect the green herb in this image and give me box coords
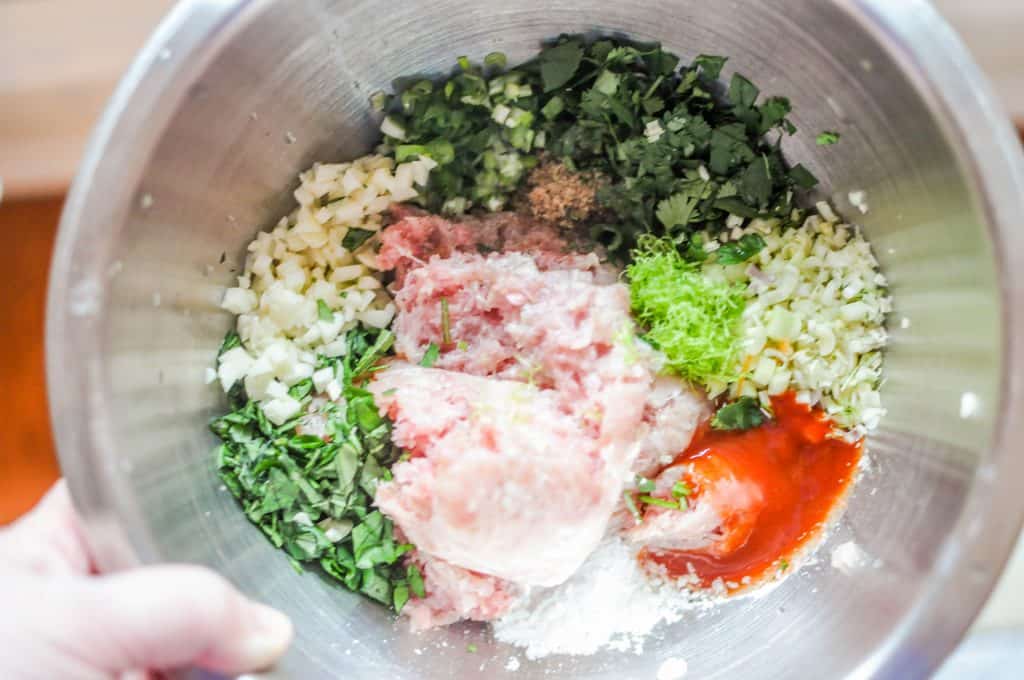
[627,236,746,387]
[712,396,769,431]
[671,481,691,499]
[467,644,479,654]
[342,228,375,251]
[779,558,790,571]
[715,233,766,264]
[317,299,334,322]
[457,340,469,351]
[408,563,426,598]
[635,476,656,493]
[539,39,584,92]
[623,491,643,524]
[218,330,241,357]
[484,52,507,70]
[211,326,416,612]
[420,342,440,367]
[816,130,840,146]
[639,494,682,510]
[377,38,830,253]
[440,298,452,345]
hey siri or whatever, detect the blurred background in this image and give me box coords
[0,0,1022,673]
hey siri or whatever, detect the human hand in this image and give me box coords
[0,480,293,679]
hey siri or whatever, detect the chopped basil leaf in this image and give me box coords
[342,228,374,251]
[407,563,426,598]
[711,396,769,431]
[420,342,440,367]
[715,233,766,264]
[788,164,819,189]
[539,39,584,92]
[210,327,416,612]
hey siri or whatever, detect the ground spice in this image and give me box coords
[525,160,599,226]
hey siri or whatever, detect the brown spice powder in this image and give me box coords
[525,160,600,227]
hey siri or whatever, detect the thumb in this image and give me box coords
[65,565,293,674]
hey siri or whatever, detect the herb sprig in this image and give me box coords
[211,327,422,611]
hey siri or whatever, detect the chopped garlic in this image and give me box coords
[705,209,891,431]
[215,153,431,409]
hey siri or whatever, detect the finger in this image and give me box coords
[0,479,94,576]
[62,565,293,674]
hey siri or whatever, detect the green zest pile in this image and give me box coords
[627,235,745,386]
[377,36,820,253]
[211,328,424,612]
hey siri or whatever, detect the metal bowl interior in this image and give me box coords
[47,0,1024,678]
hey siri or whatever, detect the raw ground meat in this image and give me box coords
[379,207,616,287]
[371,363,641,587]
[402,550,521,631]
[389,251,641,403]
[370,211,713,629]
[632,375,710,480]
[624,457,764,557]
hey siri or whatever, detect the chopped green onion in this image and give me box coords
[317,299,334,322]
[441,297,452,345]
[484,52,507,69]
[623,491,643,524]
[635,475,656,493]
[467,644,478,653]
[639,494,681,510]
[671,481,691,499]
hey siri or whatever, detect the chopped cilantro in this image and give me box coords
[377,38,833,253]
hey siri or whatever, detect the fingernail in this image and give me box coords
[240,602,294,668]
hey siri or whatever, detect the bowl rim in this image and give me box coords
[45,0,1024,677]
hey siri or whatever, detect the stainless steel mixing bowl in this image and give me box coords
[46,1,1024,678]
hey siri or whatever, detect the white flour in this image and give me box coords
[492,538,700,659]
